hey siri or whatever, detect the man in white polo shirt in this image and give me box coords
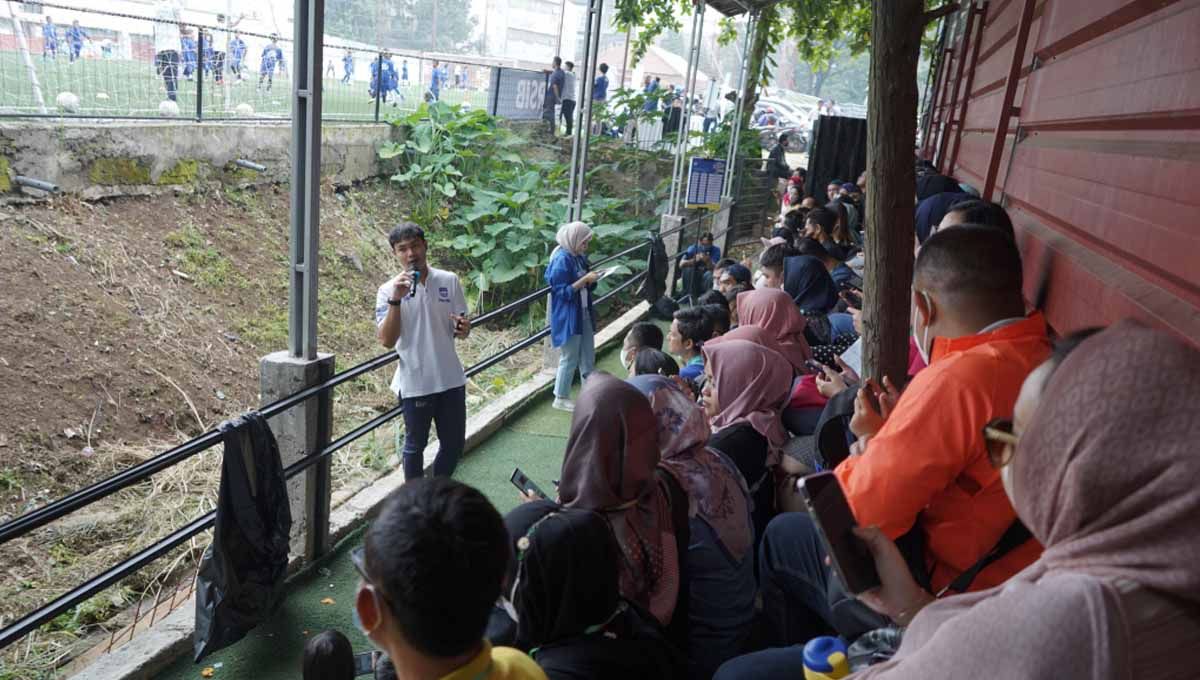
[375,223,472,480]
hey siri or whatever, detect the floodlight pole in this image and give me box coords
[566,0,603,221]
[668,0,706,214]
[722,10,757,199]
[289,0,324,360]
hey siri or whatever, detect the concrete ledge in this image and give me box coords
[68,300,649,680]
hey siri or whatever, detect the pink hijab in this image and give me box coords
[854,322,1200,680]
[701,339,792,467]
[736,288,811,370]
[629,375,753,562]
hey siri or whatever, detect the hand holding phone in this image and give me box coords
[798,472,880,594]
[510,468,548,501]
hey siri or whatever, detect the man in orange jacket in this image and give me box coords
[759,225,1050,644]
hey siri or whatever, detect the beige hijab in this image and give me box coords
[555,221,593,257]
[855,321,1200,679]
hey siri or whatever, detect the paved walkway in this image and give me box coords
[158,339,633,680]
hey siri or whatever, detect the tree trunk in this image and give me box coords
[739,5,776,128]
[863,0,924,385]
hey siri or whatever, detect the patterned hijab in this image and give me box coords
[559,373,680,626]
[736,287,812,370]
[628,375,753,561]
[555,221,593,257]
[701,339,793,467]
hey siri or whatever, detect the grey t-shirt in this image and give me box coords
[374,267,468,398]
[563,70,577,102]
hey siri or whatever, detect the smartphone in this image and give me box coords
[797,472,880,594]
[354,651,378,676]
[840,289,863,309]
[805,360,828,380]
[510,468,548,500]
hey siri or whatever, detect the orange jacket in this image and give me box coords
[835,313,1051,594]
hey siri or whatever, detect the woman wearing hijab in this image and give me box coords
[545,222,600,412]
[915,173,960,202]
[782,255,839,315]
[630,376,756,680]
[735,288,811,371]
[702,340,794,542]
[558,373,688,645]
[501,501,684,680]
[718,322,1200,680]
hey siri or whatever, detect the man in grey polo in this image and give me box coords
[375,223,471,480]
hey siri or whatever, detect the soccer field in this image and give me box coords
[0,51,489,120]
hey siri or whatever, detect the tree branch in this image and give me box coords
[923,3,960,24]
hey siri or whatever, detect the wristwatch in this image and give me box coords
[387,298,404,306]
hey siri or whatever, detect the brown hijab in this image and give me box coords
[736,287,812,370]
[855,322,1200,680]
[702,339,793,467]
[559,372,680,626]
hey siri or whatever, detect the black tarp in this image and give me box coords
[805,116,868,200]
[193,412,292,661]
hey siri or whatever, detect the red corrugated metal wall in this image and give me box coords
[927,0,1200,343]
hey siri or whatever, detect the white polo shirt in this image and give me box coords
[374,267,468,399]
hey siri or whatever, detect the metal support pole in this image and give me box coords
[289,0,324,360]
[566,0,603,221]
[936,5,975,170]
[946,2,988,175]
[983,0,1036,201]
[722,11,756,199]
[195,27,204,121]
[668,0,706,215]
[373,52,383,122]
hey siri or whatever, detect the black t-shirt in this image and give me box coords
[709,423,775,541]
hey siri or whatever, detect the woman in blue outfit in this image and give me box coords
[629,375,757,680]
[546,222,599,412]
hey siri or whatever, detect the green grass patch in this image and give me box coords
[163,225,244,288]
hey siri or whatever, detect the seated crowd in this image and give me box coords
[307,163,1200,680]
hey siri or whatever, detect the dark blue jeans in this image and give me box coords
[400,385,465,480]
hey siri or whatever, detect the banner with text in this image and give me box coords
[488,67,549,121]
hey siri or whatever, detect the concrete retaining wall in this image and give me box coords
[0,121,403,201]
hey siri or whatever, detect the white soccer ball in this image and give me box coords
[95,92,110,101]
[56,92,80,113]
[158,100,180,117]
[234,102,254,116]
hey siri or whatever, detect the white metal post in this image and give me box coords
[668,0,706,215]
[288,0,324,360]
[723,10,757,199]
[566,0,603,221]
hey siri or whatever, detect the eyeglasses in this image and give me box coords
[982,417,1019,469]
[352,545,395,612]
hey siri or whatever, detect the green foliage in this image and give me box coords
[613,0,693,66]
[381,103,658,307]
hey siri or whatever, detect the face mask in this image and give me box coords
[913,291,933,365]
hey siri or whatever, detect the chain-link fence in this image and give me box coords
[0,2,495,121]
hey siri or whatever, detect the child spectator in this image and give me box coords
[302,630,355,680]
[668,307,713,382]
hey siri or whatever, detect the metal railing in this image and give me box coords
[0,215,717,653]
[0,1,495,121]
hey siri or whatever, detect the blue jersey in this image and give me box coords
[66,26,87,45]
[181,36,197,63]
[401,62,408,79]
[230,38,246,63]
[260,44,283,72]
[342,54,354,73]
[43,23,57,44]
[431,68,442,93]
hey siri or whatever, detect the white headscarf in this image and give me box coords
[554,221,593,257]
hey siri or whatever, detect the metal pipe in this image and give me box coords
[723,11,756,198]
[13,176,60,193]
[669,2,706,214]
[234,159,266,172]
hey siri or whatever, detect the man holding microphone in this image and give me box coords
[375,223,471,480]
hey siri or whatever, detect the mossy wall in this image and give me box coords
[88,157,152,185]
[0,157,10,193]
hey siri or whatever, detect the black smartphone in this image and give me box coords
[805,360,828,379]
[797,472,880,594]
[510,467,548,500]
[353,651,378,676]
[840,289,863,309]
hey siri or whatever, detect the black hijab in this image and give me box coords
[916,174,960,201]
[782,255,839,314]
[504,502,622,647]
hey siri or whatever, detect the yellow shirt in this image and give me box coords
[438,641,548,680]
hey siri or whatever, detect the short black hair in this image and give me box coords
[553,56,562,67]
[673,306,713,347]
[700,232,713,242]
[779,132,790,144]
[634,348,680,376]
[599,63,609,73]
[946,199,1015,239]
[915,224,1024,310]
[375,655,398,680]
[565,61,574,69]
[697,289,727,307]
[725,283,753,304]
[701,303,731,335]
[302,630,354,680]
[759,243,798,274]
[796,237,833,261]
[363,478,508,658]
[715,257,738,271]
[806,207,837,239]
[626,321,664,351]
[783,210,805,236]
[388,222,426,247]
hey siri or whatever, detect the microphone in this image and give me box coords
[409,270,420,298]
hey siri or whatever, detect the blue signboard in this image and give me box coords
[488,67,548,121]
[685,157,726,209]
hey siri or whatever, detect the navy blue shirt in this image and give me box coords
[593,74,609,101]
[685,244,721,267]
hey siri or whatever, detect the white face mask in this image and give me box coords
[912,291,933,364]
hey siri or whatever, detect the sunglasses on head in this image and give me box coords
[982,417,1018,469]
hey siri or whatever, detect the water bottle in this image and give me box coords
[803,636,849,680]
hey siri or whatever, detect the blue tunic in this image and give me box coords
[545,248,596,348]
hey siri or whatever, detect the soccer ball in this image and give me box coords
[56,92,80,113]
[95,92,110,101]
[158,100,180,117]
[235,103,254,116]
